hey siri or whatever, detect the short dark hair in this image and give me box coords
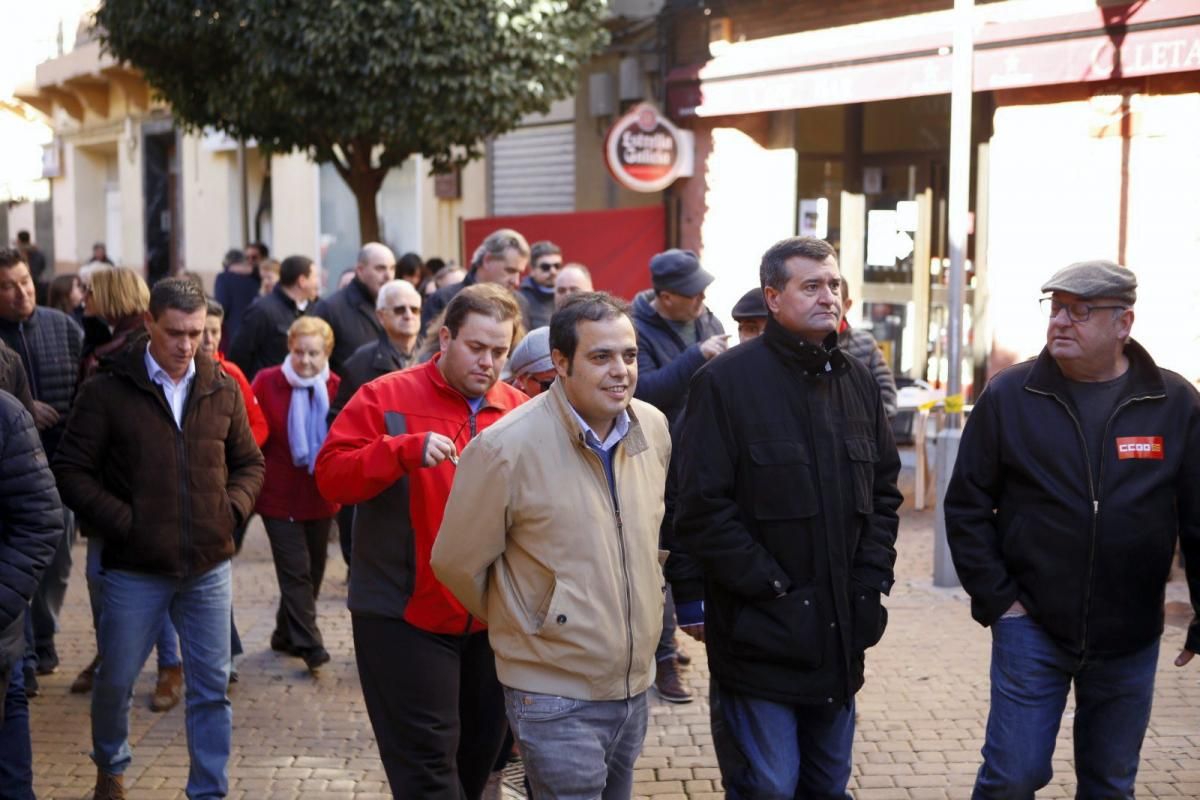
[426,257,446,274]
[443,283,523,340]
[15,231,31,245]
[222,249,246,270]
[149,277,207,320]
[397,252,423,281]
[0,248,26,270]
[549,292,631,364]
[279,255,313,287]
[760,237,837,293]
[531,241,562,265]
[206,298,225,319]
[248,241,269,258]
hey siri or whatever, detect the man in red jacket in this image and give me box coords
[315,284,527,799]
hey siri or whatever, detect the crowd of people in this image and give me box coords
[0,225,1197,800]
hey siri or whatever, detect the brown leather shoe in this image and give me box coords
[71,655,100,694]
[93,770,126,800]
[654,658,694,704]
[150,665,183,712]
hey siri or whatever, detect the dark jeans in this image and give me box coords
[27,506,74,669]
[263,517,331,652]
[352,615,507,799]
[712,680,854,800]
[973,615,1159,799]
[0,659,34,799]
[656,585,678,662]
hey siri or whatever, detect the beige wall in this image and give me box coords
[420,157,485,264]
[986,82,1200,379]
[270,152,320,264]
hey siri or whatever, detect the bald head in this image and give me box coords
[554,264,594,309]
[356,242,397,299]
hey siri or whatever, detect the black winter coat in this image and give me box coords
[227,285,310,381]
[945,341,1200,656]
[0,391,62,670]
[631,290,724,427]
[0,307,83,458]
[328,335,415,422]
[312,278,384,376]
[0,340,32,413]
[517,276,555,331]
[674,318,902,706]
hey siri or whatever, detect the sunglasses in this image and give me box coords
[388,305,421,316]
[534,261,563,273]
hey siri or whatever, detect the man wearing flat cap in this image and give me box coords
[631,248,727,703]
[508,326,557,397]
[946,259,1200,797]
[731,287,768,343]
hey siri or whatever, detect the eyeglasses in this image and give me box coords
[388,305,421,316]
[537,378,555,392]
[1040,297,1127,323]
[534,261,563,273]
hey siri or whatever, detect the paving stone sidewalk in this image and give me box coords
[29,466,1200,798]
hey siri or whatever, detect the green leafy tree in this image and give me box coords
[96,0,609,243]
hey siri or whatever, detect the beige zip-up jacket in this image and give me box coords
[432,381,671,701]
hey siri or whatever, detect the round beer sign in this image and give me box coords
[605,103,690,193]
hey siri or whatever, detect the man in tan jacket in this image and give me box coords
[433,292,671,799]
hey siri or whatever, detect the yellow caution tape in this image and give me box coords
[944,393,965,414]
[918,398,941,412]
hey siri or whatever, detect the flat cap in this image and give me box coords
[1041,260,1137,305]
[509,326,553,377]
[650,249,714,297]
[731,287,768,320]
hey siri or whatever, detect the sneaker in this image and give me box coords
[675,645,692,667]
[302,646,331,673]
[93,770,126,800]
[71,655,100,694]
[22,663,38,698]
[150,665,183,712]
[654,658,694,704]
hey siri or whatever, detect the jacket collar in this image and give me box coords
[372,334,411,371]
[111,342,224,398]
[763,316,849,377]
[347,277,375,310]
[0,307,39,332]
[1024,338,1165,399]
[545,379,649,458]
[421,353,520,412]
[272,283,302,311]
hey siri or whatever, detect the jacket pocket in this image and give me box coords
[851,581,888,652]
[748,440,818,519]
[730,586,823,668]
[846,437,878,514]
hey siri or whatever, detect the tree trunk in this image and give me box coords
[350,176,381,245]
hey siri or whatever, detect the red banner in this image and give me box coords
[462,206,666,303]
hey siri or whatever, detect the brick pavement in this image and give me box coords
[29,461,1200,798]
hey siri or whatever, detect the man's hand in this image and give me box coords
[1176,649,1195,667]
[699,334,730,361]
[423,432,459,467]
[680,623,705,643]
[30,400,60,431]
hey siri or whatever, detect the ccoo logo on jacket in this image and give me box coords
[1115,436,1164,460]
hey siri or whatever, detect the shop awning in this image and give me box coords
[667,0,1200,118]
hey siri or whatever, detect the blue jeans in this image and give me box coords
[0,659,34,799]
[86,537,180,669]
[503,688,648,800]
[712,680,854,800]
[973,615,1159,799]
[93,562,232,798]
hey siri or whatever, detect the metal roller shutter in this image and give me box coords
[490,122,576,216]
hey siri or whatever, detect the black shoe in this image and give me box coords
[23,664,39,698]
[302,647,331,673]
[270,630,298,655]
[35,646,59,675]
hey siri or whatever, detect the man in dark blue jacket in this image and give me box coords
[313,242,395,376]
[0,390,63,798]
[946,260,1200,798]
[631,248,727,704]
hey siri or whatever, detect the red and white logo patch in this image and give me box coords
[1115,436,1164,460]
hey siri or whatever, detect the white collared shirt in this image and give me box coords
[567,405,631,452]
[144,345,196,429]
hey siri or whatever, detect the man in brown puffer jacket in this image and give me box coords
[53,278,264,800]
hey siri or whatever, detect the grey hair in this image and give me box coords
[481,228,530,262]
[375,279,420,311]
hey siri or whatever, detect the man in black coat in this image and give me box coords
[516,240,561,331]
[421,229,529,336]
[674,236,901,798]
[227,255,318,381]
[0,390,64,797]
[945,260,1200,797]
[0,247,82,686]
[313,242,395,376]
